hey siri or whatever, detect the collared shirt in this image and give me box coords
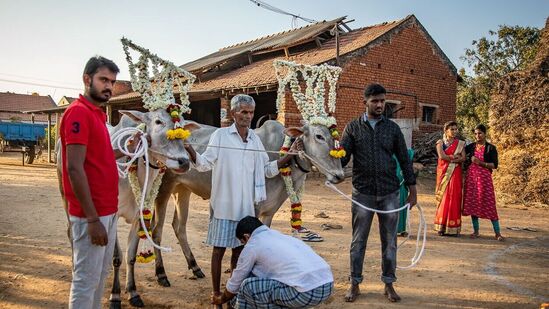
[193,124,279,221]
[60,94,118,218]
[340,115,416,196]
[226,226,334,293]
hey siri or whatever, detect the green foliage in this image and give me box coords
[457,25,541,139]
[43,124,58,148]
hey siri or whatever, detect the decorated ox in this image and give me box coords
[138,120,345,293]
[57,108,199,308]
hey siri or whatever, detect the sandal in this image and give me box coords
[495,234,505,241]
[302,232,324,242]
[321,223,343,230]
[297,227,310,233]
[470,233,479,239]
[314,212,329,219]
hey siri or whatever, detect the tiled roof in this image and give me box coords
[66,97,78,103]
[111,15,456,102]
[0,92,56,113]
[190,18,406,92]
[0,92,56,122]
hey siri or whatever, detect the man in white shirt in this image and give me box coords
[212,216,334,308]
[184,94,301,305]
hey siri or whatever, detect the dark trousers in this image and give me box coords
[350,189,399,285]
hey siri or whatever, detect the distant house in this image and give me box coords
[0,92,57,124]
[110,15,458,137]
[57,96,78,106]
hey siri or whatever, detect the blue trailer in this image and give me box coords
[0,121,47,164]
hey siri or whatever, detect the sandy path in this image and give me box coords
[0,152,547,308]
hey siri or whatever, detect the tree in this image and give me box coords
[457,25,540,138]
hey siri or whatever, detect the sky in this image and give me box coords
[0,0,547,103]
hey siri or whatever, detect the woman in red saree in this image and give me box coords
[434,121,465,236]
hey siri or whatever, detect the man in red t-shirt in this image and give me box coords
[60,56,120,309]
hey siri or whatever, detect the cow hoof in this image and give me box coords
[129,295,145,307]
[157,276,171,287]
[109,300,122,309]
[193,268,206,279]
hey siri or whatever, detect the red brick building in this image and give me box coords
[110,15,458,136]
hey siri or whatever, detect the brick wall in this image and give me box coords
[280,23,457,133]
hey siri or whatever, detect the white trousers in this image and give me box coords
[68,214,117,309]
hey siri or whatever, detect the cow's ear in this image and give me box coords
[183,121,201,132]
[284,127,304,138]
[119,110,147,123]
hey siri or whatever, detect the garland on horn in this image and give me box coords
[273,60,344,233]
[120,38,196,262]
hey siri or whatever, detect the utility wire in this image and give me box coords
[0,78,82,91]
[0,72,81,87]
[249,0,317,25]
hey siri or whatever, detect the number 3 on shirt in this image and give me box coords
[71,122,80,133]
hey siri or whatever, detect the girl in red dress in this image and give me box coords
[434,121,466,236]
[463,124,504,241]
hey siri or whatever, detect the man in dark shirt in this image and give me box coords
[340,83,417,303]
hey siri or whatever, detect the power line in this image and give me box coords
[249,0,317,26]
[0,72,81,87]
[0,78,82,91]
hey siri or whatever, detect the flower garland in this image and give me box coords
[273,59,341,121]
[127,162,166,263]
[273,60,345,158]
[279,136,304,230]
[121,37,196,113]
[273,60,346,230]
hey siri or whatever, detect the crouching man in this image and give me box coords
[212,216,334,308]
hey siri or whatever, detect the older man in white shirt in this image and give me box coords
[212,216,334,308]
[184,94,301,305]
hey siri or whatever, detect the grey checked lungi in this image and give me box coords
[206,216,241,248]
[231,278,333,308]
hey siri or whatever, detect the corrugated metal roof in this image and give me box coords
[181,17,346,72]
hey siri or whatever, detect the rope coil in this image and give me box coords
[111,127,172,252]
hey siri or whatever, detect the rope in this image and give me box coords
[110,127,172,252]
[324,181,427,269]
[186,141,426,268]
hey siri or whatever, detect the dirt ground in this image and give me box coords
[0,151,548,309]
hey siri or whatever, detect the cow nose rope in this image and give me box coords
[111,127,172,253]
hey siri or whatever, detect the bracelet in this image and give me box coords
[87,218,99,224]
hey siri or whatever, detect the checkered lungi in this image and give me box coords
[231,277,333,308]
[206,217,241,248]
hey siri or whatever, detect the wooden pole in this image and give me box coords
[47,113,52,163]
[106,104,112,124]
[335,25,340,66]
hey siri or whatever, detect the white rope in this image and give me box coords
[324,181,426,269]
[110,127,172,252]
[184,141,427,267]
